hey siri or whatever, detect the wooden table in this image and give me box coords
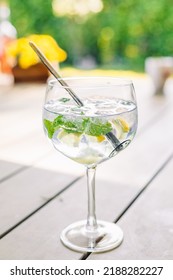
[0,76,173,260]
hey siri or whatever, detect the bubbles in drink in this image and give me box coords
[43,97,137,166]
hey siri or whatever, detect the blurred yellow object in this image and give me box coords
[97,135,105,142]
[114,118,130,133]
[6,34,67,69]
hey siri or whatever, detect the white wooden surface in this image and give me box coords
[88,157,173,260]
[0,76,173,260]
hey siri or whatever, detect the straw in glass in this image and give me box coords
[29,41,127,153]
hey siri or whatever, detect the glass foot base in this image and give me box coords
[60,220,123,253]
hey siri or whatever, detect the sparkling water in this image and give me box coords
[43,98,137,166]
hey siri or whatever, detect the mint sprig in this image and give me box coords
[59,97,70,103]
[43,119,54,139]
[44,115,112,138]
[85,119,112,136]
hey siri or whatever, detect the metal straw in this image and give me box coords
[29,41,129,153]
[29,42,83,107]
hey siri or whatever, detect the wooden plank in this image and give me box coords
[0,84,52,168]
[0,160,23,181]
[88,156,173,260]
[35,150,84,177]
[0,177,139,260]
[0,85,12,96]
[96,99,173,186]
[0,165,77,236]
[132,77,173,133]
[0,131,52,165]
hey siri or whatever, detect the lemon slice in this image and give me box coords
[118,118,130,132]
[58,129,81,146]
[112,118,130,139]
[97,135,106,142]
[113,118,130,133]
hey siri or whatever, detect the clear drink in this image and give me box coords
[42,77,138,253]
[43,97,137,166]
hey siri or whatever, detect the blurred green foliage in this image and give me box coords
[9,0,173,70]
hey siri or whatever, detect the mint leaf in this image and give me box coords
[43,119,54,139]
[44,115,63,138]
[61,118,85,133]
[44,115,112,138]
[53,115,63,128]
[59,97,70,103]
[85,119,112,136]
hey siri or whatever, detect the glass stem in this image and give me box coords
[86,166,97,232]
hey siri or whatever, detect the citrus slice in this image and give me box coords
[58,129,81,146]
[112,118,130,140]
[97,135,106,142]
[113,118,130,133]
[117,118,130,132]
